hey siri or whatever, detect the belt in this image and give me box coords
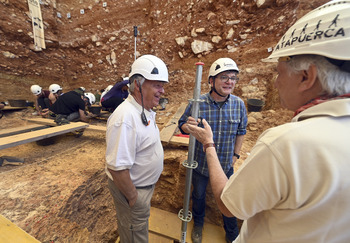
[135,184,154,190]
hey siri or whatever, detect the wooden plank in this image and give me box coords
[149,207,226,242]
[25,118,106,133]
[0,122,88,150]
[1,106,27,111]
[149,232,174,243]
[0,124,48,138]
[169,136,189,146]
[0,214,40,243]
[160,103,187,144]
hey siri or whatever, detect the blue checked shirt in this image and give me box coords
[178,93,248,177]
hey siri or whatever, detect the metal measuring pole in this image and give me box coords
[134,26,137,61]
[179,62,204,243]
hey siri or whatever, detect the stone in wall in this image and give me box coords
[191,40,213,55]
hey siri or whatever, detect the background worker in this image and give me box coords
[100,85,113,102]
[101,77,129,112]
[186,1,350,242]
[48,83,63,105]
[178,58,248,243]
[105,55,168,243]
[46,89,95,123]
[30,84,51,116]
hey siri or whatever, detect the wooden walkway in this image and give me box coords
[0,122,89,150]
[25,118,106,133]
[0,214,40,243]
[159,103,189,147]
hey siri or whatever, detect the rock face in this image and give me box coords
[0,0,328,103]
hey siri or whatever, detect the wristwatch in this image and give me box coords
[203,143,215,152]
[233,153,240,159]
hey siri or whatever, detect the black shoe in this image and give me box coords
[54,114,70,125]
[191,225,203,243]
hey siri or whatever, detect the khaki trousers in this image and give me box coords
[108,178,155,243]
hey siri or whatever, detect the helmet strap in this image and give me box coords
[137,81,149,126]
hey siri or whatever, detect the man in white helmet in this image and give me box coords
[178,57,248,243]
[30,84,51,116]
[46,89,94,123]
[101,77,129,112]
[48,83,63,105]
[186,1,350,242]
[106,55,168,243]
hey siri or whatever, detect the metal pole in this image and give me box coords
[179,62,204,243]
[134,26,137,61]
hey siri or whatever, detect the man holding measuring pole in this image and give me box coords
[178,57,248,243]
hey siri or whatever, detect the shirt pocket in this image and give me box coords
[227,119,240,136]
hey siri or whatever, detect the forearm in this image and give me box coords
[108,168,138,205]
[234,135,244,155]
[206,147,234,217]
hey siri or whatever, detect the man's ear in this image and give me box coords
[298,64,318,92]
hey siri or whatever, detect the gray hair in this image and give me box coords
[286,55,350,96]
[128,74,145,94]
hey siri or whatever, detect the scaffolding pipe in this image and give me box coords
[134,26,138,61]
[179,62,204,243]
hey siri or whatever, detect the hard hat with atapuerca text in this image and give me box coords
[263,0,350,62]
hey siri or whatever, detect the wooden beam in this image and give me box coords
[1,106,27,111]
[169,136,189,146]
[149,207,226,242]
[160,103,187,144]
[0,214,40,243]
[25,118,106,133]
[0,124,48,138]
[0,122,88,150]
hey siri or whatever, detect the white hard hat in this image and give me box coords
[84,92,95,105]
[49,84,62,94]
[30,85,42,95]
[105,85,113,92]
[263,0,350,62]
[80,87,85,91]
[129,55,169,83]
[208,58,239,81]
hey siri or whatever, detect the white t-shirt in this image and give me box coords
[222,99,350,243]
[105,95,163,187]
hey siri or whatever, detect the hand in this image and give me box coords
[128,192,138,207]
[186,118,214,145]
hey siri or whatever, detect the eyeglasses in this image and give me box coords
[217,75,239,82]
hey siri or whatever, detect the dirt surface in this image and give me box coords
[0,0,327,242]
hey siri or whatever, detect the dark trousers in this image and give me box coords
[192,168,239,241]
[101,97,124,112]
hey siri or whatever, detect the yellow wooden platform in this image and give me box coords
[149,207,226,242]
[0,215,40,243]
[0,122,89,150]
[160,103,189,147]
[25,117,106,133]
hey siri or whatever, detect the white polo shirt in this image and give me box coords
[105,95,163,187]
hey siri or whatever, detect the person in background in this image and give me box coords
[30,84,50,116]
[45,89,95,123]
[178,58,248,243]
[48,83,63,105]
[94,88,104,105]
[186,1,350,242]
[101,77,129,112]
[100,85,113,102]
[105,55,169,243]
